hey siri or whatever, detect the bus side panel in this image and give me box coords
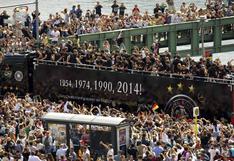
[33,64,233,121]
[0,55,30,97]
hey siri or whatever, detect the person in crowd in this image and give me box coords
[132,4,140,16]
[0,11,10,27]
[0,92,233,161]
[100,141,114,160]
[61,8,69,24]
[69,5,76,17]
[0,0,233,50]
[166,0,176,12]
[81,145,90,161]
[95,1,103,16]
[42,131,53,154]
[67,147,77,161]
[66,48,82,64]
[111,0,119,16]
[56,144,68,160]
[28,152,43,161]
[50,26,60,44]
[119,3,127,17]
[154,3,161,17]
[76,4,83,19]
[180,2,187,13]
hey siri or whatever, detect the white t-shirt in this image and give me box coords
[56,147,68,159]
[107,148,114,160]
[28,155,42,161]
[208,148,220,161]
[51,30,60,42]
[2,156,14,161]
[37,143,45,151]
[162,132,170,144]
[83,148,90,161]
[14,103,21,111]
[63,13,69,23]
[212,124,220,133]
[64,101,70,113]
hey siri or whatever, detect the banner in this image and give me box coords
[33,64,233,120]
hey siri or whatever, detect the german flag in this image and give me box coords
[204,50,213,60]
[151,103,159,112]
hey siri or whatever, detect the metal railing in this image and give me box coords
[35,59,234,85]
[59,16,234,56]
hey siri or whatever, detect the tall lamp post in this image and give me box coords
[200,16,205,57]
[35,0,39,48]
[230,61,234,124]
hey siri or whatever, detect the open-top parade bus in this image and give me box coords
[0,53,234,123]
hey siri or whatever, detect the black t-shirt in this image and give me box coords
[111,4,119,14]
[208,65,218,78]
[154,7,160,14]
[172,58,182,72]
[96,58,103,66]
[76,9,83,18]
[197,68,206,77]
[127,147,138,159]
[141,138,150,146]
[201,135,210,147]
[45,48,52,61]
[119,6,126,16]
[54,53,61,61]
[95,5,103,15]
[59,52,68,62]
[69,53,78,64]
[23,151,30,161]
[0,14,10,26]
[105,58,112,67]
[218,69,227,79]
[65,44,73,53]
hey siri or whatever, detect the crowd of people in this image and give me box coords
[0,1,233,80]
[0,1,234,161]
[34,40,234,79]
[1,0,234,37]
[0,93,233,161]
[0,0,233,49]
[1,31,233,79]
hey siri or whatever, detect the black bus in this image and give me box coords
[1,54,234,123]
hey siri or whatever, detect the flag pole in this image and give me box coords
[194,115,198,142]
[35,0,40,48]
